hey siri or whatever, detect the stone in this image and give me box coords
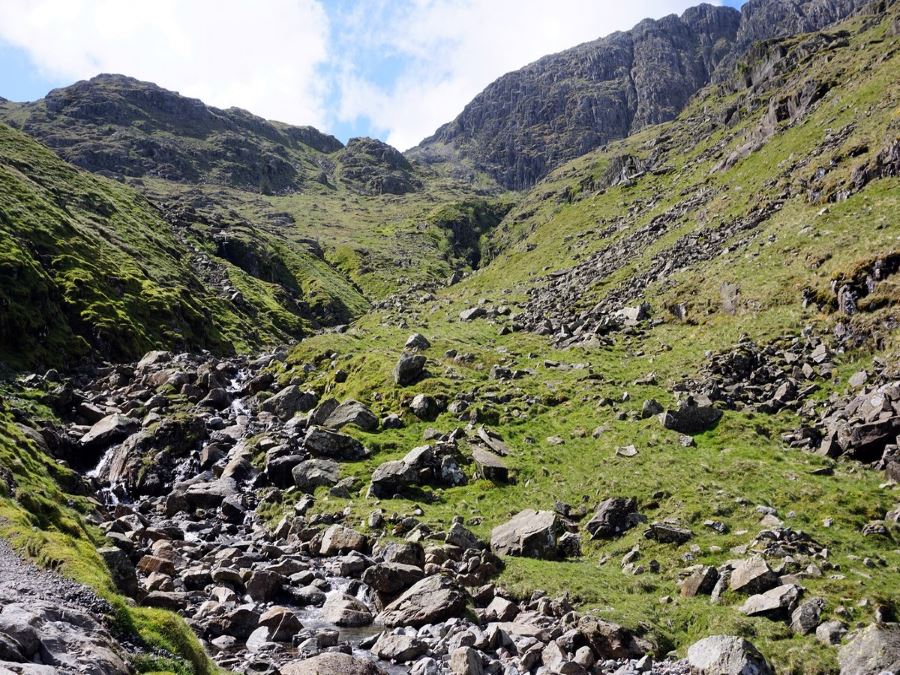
[371,633,428,662]
[739,584,802,619]
[491,509,567,559]
[790,597,825,635]
[394,353,427,385]
[405,333,431,350]
[586,497,640,539]
[641,399,664,418]
[729,558,778,595]
[838,623,900,675]
[658,402,722,434]
[80,413,138,450]
[644,522,692,544]
[304,426,369,460]
[472,447,508,482]
[686,635,774,675]
[369,460,416,497]
[293,459,340,491]
[410,394,438,420]
[361,562,424,597]
[816,620,847,645]
[459,307,487,321]
[449,646,484,675]
[320,525,368,555]
[281,652,385,675]
[485,596,519,622]
[376,575,467,628]
[246,570,284,602]
[98,546,139,597]
[267,454,304,488]
[321,594,373,627]
[324,400,379,432]
[260,385,317,420]
[681,567,719,597]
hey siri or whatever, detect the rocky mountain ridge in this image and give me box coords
[412,0,873,189]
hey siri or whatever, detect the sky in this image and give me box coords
[0,0,745,150]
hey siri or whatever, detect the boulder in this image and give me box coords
[790,597,825,635]
[410,394,438,420]
[324,400,379,432]
[371,633,428,661]
[292,458,340,491]
[449,646,484,675]
[281,652,385,675]
[405,333,431,350]
[838,623,900,675]
[491,509,567,559]
[80,413,138,450]
[260,385,317,420]
[729,558,778,595]
[459,307,487,321]
[658,401,722,434]
[739,584,802,619]
[246,570,284,602]
[686,635,773,675]
[361,562,424,597]
[644,522,693,544]
[267,454,304,488]
[585,497,640,539]
[321,594,373,627]
[681,567,719,598]
[394,353,427,385]
[98,546,139,597]
[258,606,303,642]
[319,524,368,555]
[376,575,467,628]
[472,447,508,482]
[369,459,416,498]
[304,426,369,460]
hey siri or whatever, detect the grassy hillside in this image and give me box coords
[262,8,899,673]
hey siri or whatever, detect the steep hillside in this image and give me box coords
[0,121,368,369]
[411,0,870,189]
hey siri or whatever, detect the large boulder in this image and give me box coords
[739,584,802,619]
[729,557,778,595]
[303,426,369,460]
[319,524,368,556]
[585,497,640,539]
[321,594,373,627]
[361,562,424,597]
[281,652,384,675]
[371,632,428,661]
[292,459,340,491]
[376,575,467,628]
[80,413,138,450]
[687,635,774,675]
[491,509,568,560]
[838,623,900,675]
[260,385,317,421]
[394,352,427,385]
[369,459,416,498]
[324,400,379,432]
[471,447,508,482]
[659,400,722,434]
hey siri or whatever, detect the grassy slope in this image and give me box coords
[269,11,899,673]
[0,122,368,370]
[0,391,216,675]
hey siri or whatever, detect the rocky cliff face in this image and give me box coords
[411,0,870,189]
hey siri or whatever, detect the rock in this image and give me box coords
[686,635,774,675]
[406,333,431,350]
[246,570,284,602]
[446,522,481,550]
[304,426,369,460]
[369,460,416,497]
[729,557,778,595]
[324,400,379,432]
[322,594,374,627]
[449,646,484,675]
[371,633,428,662]
[80,413,138,450]
[199,387,231,410]
[362,562,424,597]
[376,575,467,627]
[659,401,722,434]
[267,454,304,488]
[320,524,368,555]
[790,597,825,635]
[838,623,900,675]
[816,620,847,645]
[681,567,719,597]
[641,399,664,419]
[261,385,317,420]
[394,352,427,385]
[586,497,640,539]
[491,509,568,559]
[485,596,519,622]
[472,447,508,482]
[459,307,487,321]
[293,459,340,491]
[258,606,303,642]
[281,652,385,675]
[98,546,139,597]
[644,522,692,544]
[739,584,802,619]
[410,394,439,420]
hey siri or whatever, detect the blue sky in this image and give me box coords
[0,0,745,149]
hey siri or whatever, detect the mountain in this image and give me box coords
[411,0,871,189]
[0,3,897,675]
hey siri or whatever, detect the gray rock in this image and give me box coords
[324,400,379,432]
[410,394,438,420]
[293,459,340,491]
[816,620,847,645]
[838,623,900,675]
[586,497,640,539]
[658,402,722,434]
[371,633,428,661]
[376,575,466,628]
[739,584,802,619]
[405,333,431,350]
[449,646,484,674]
[281,652,385,674]
[471,447,508,482]
[394,352,427,385]
[491,509,567,559]
[362,562,424,597]
[681,566,719,597]
[319,524,368,555]
[80,413,138,450]
[644,522,693,544]
[369,459,416,498]
[729,557,778,595]
[304,426,369,460]
[686,635,773,675]
[459,307,487,321]
[790,597,825,635]
[261,385,317,420]
[321,594,373,627]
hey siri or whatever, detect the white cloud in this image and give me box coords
[0,0,331,128]
[0,0,723,149]
[332,0,721,149]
